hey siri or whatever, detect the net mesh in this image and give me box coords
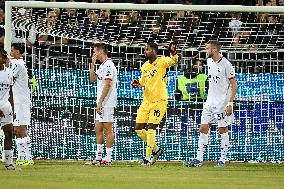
[4,5,284,162]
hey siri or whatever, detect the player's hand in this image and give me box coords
[92,54,97,64]
[131,80,140,88]
[168,41,178,55]
[96,103,102,115]
[225,104,233,116]
[0,109,4,118]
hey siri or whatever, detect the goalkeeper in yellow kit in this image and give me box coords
[132,41,180,165]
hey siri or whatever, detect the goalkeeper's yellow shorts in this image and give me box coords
[136,100,167,125]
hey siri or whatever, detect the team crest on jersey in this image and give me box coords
[106,71,111,77]
[208,75,221,84]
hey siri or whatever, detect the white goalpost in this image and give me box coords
[1,1,284,162]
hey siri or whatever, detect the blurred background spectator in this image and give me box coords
[175,57,208,101]
[229,13,243,37]
[0,7,4,48]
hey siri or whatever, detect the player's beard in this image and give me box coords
[206,53,213,58]
[145,53,153,61]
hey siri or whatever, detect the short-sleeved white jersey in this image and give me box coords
[10,58,31,104]
[0,68,13,107]
[95,58,117,108]
[206,56,235,107]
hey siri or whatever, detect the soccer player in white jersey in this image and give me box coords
[184,40,238,167]
[0,49,16,170]
[89,43,117,165]
[10,43,33,166]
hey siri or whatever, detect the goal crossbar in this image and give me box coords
[4,1,284,53]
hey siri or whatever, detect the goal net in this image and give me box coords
[3,1,284,162]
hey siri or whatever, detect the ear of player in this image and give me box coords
[168,41,178,56]
[131,79,140,88]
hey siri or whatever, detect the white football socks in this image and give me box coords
[219,132,229,163]
[196,133,209,162]
[96,144,103,160]
[106,147,113,162]
[22,136,32,160]
[16,138,25,160]
[4,150,13,165]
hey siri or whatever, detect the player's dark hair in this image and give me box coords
[12,43,25,54]
[0,48,8,70]
[206,40,221,50]
[0,48,8,59]
[93,43,108,54]
[147,42,158,52]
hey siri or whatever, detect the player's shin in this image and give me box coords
[22,136,32,160]
[219,132,229,163]
[4,150,13,165]
[96,144,103,160]
[146,129,156,160]
[106,147,113,162]
[15,138,25,161]
[196,133,208,162]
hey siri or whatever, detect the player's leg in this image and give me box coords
[2,123,16,170]
[146,123,163,165]
[101,122,114,164]
[1,103,16,170]
[94,120,104,162]
[196,124,210,162]
[99,107,115,165]
[144,100,167,165]
[216,126,229,167]
[184,105,213,167]
[135,101,150,143]
[135,123,147,142]
[14,126,25,165]
[14,125,33,165]
[215,110,231,167]
[14,103,33,165]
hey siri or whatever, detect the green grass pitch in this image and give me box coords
[1,160,284,189]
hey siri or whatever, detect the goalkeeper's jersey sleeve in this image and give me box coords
[139,54,179,102]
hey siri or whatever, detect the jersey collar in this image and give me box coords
[215,56,223,63]
[102,58,111,64]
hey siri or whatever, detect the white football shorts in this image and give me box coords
[201,103,234,127]
[13,102,31,126]
[0,102,13,127]
[95,107,115,123]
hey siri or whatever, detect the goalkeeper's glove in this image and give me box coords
[29,76,38,95]
[168,41,178,55]
[131,80,140,88]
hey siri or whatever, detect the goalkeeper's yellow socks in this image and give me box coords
[146,129,157,158]
[135,129,147,142]
[136,129,158,149]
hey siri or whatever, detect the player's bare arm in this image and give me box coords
[89,54,98,83]
[96,79,112,114]
[225,77,238,116]
[162,41,180,67]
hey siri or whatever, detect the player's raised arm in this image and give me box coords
[89,53,98,83]
[161,41,181,68]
